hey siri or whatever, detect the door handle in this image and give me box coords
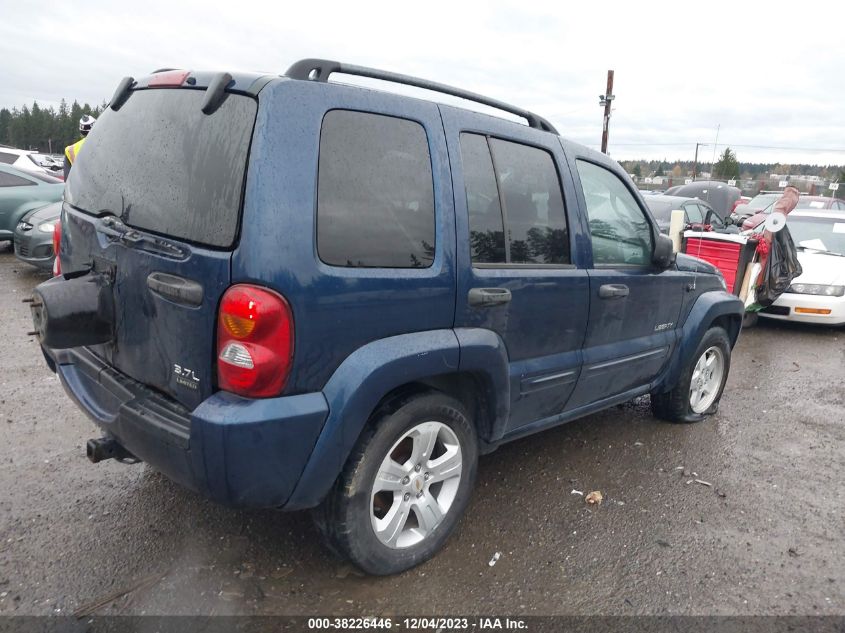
[468,287,512,308]
[147,272,204,307]
[598,284,629,299]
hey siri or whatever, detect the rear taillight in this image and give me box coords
[52,221,61,276]
[216,285,294,398]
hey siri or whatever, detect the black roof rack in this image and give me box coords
[285,58,558,134]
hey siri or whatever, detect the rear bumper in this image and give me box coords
[46,346,329,508]
[759,292,845,326]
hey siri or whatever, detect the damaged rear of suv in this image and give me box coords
[32,69,326,505]
[31,60,743,575]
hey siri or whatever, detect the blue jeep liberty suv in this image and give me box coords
[30,59,744,575]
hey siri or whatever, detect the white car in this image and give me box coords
[0,146,63,179]
[759,210,845,326]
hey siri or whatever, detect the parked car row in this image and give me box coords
[639,185,844,327]
[0,164,63,269]
[0,146,64,180]
[644,195,729,233]
[732,191,845,229]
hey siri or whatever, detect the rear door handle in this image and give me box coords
[468,287,512,308]
[598,284,629,299]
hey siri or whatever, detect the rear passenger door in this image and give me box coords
[441,106,590,434]
[565,156,685,408]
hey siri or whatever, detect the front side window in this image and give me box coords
[461,133,569,265]
[317,110,435,268]
[685,203,704,224]
[0,152,17,165]
[576,160,653,266]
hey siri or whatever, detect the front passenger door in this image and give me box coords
[567,159,685,408]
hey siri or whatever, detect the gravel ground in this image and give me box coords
[0,244,842,617]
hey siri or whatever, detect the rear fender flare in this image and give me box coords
[284,328,511,509]
[285,330,460,509]
[453,327,510,442]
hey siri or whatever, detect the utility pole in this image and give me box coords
[599,70,615,154]
[692,142,708,180]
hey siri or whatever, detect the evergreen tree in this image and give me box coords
[0,108,11,145]
[713,148,740,180]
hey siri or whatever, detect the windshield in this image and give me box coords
[796,199,829,210]
[789,216,845,256]
[27,153,58,167]
[65,88,257,248]
[746,194,780,210]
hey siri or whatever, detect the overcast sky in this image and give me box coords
[2,0,844,166]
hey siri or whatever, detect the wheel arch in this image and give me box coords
[653,290,743,394]
[283,328,510,510]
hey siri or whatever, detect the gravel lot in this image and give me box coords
[0,244,842,617]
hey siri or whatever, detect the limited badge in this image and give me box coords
[173,364,200,390]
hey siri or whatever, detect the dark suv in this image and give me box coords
[30,59,743,575]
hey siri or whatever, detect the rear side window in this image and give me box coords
[0,172,35,187]
[460,133,569,265]
[460,134,505,263]
[317,110,435,268]
[65,89,257,248]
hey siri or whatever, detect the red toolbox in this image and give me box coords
[684,233,757,294]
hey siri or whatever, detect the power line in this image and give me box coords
[609,141,845,152]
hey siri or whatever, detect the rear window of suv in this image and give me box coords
[64,89,257,248]
[317,110,435,268]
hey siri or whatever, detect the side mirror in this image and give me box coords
[653,233,677,269]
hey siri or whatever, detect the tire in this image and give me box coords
[651,326,731,423]
[742,312,758,329]
[313,391,478,575]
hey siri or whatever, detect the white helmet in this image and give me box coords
[79,115,97,136]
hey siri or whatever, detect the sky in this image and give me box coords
[1,0,844,167]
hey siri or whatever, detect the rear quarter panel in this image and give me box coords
[233,80,457,395]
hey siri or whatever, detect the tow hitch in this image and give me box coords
[86,437,138,464]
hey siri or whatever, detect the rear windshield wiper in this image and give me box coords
[98,215,188,259]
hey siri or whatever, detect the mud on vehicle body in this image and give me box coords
[32,59,743,575]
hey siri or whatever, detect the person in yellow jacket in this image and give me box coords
[63,115,96,179]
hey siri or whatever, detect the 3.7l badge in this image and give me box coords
[173,364,200,390]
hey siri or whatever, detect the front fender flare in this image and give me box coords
[654,290,743,394]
